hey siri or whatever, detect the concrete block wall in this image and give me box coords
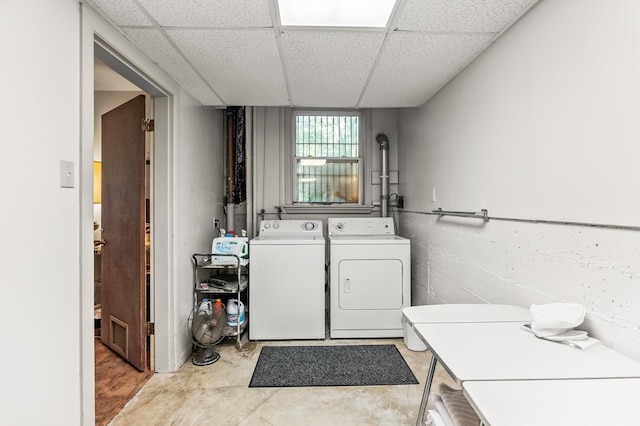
[397,0,640,361]
[401,213,640,358]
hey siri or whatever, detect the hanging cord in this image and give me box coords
[388,193,400,234]
[257,208,288,224]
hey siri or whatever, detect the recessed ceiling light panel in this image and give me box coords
[278,0,397,28]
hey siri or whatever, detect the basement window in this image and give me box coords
[293,111,362,204]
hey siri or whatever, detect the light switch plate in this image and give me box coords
[60,160,74,188]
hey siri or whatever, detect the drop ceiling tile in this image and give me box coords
[87,0,153,26]
[89,0,538,107]
[396,0,537,33]
[281,31,386,107]
[168,29,288,105]
[123,28,223,105]
[360,32,494,107]
[136,0,273,27]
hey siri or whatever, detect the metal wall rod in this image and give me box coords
[432,208,489,220]
[403,210,640,232]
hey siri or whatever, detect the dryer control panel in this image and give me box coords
[328,217,395,236]
[259,220,323,236]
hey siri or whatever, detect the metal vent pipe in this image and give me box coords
[376,133,390,217]
[226,110,235,232]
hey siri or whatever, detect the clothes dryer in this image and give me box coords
[328,217,410,338]
[249,220,325,340]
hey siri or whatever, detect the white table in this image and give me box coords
[406,304,532,426]
[463,378,640,426]
[414,322,640,382]
[414,321,640,426]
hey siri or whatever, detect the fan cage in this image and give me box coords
[188,301,227,349]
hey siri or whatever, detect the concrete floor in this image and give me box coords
[110,337,456,425]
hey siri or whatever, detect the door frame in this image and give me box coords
[81,5,177,424]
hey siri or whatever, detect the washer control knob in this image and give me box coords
[303,221,316,230]
[264,222,271,229]
[336,223,344,230]
[273,222,280,229]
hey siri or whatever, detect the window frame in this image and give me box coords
[289,109,365,206]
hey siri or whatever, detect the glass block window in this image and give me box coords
[294,113,361,203]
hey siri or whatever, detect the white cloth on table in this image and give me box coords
[530,303,585,337]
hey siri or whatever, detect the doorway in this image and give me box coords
[81,8,184,420]
[93,58,154,425]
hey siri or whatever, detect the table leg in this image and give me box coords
[416,354,437,426]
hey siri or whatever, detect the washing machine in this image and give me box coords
[328,217,410,338]
[249,219,326,340]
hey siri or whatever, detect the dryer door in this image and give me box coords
[338,259,403,310]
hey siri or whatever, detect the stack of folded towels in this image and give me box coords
[426,383,481,426]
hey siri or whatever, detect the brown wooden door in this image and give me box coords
[101,95,147,371]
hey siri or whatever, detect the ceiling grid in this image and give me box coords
[87,0,539,108]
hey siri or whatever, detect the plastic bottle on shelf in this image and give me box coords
[226,299,245,326]
[198,298,212,315]
[213,299,224,323]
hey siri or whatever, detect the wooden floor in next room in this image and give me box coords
[95,338,153,426]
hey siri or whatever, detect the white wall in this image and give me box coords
[0,1,225,423]
[0,0,82,423]
[172,100,225,366]
[253,107,287,220]
[398,0,640,360]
